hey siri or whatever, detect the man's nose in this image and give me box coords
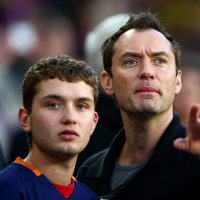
[139,59,155,80]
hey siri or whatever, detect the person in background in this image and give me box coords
[75,14,129,173]
[77,11,200,200]
[0,55,99,199]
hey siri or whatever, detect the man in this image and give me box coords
[0,55,99,199]
[77,11,200,200]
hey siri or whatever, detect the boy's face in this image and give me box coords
[19,78,98,159]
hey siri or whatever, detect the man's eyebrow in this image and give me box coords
[120,51,170,59]
[150,51,170,58]
[121,52,143,59]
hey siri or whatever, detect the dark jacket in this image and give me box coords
[77,113,200,200]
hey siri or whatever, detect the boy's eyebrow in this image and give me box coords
[41,94,64,101]
[41,94,94,103]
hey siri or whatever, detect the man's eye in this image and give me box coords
[123,59,138,67]
[155,58,166,65]
[126,59,137,65]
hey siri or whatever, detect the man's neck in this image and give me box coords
[118,110,173,165]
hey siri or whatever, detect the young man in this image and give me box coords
[77,11,200,200]
[0,55,100,199]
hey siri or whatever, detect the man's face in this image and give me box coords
[19,79,98,159]
[101,28,182,116]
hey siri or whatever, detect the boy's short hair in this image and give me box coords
[22,54,99,113]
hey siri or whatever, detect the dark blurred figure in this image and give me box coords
[0,20,39,163]
[9,129,29,163]
[75,14,130,174]
[0,143,5,170]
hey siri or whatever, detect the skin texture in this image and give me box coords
[174,104,200,154]
[19,79,98,184]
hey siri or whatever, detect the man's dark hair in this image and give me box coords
[101,11,181,76]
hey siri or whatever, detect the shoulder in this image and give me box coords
[0,163,40,196]
[0,163,24,196]
[0,163,21,182]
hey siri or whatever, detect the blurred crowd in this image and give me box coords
[0,0,200,170]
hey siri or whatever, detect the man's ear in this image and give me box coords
[100,71,114,95]
[18,107,31,133]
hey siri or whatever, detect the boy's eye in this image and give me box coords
[77,103,87,110]
[47,102,61,109]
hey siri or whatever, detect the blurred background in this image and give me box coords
[0,0,200,170]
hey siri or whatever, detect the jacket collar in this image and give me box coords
[149,112,186,164]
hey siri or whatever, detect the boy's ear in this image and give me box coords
[175,69,182,94]
[91,111,99,135]
[100,71,114,95]
[18,107,31,133]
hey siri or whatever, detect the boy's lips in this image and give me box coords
[59,130,78,140]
